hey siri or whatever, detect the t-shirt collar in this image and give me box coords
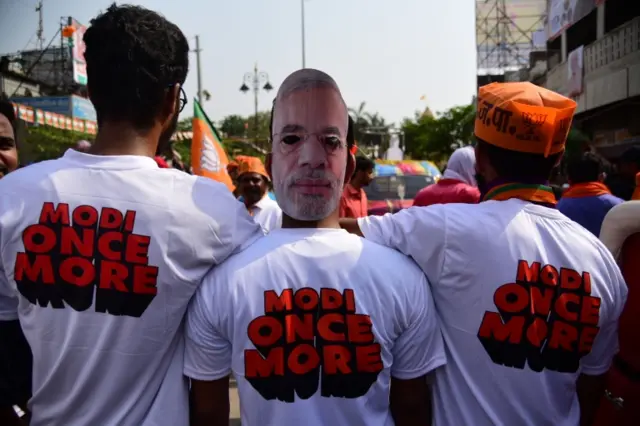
[61,149,159,170]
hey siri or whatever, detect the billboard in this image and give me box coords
[476,0,547,73]
[70,18,88,85]
[10,95,96,121]
[548,0,606,40]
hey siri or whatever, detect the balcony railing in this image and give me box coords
[584,17,640,74]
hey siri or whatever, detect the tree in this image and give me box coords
[176,117,192,132]
[348,102,371,143]
[219,114,246,137]
[402,104,475,163]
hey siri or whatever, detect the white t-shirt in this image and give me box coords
[600,200,640,258]
[0,149,262,426]
[358,199,628,426]
[184,228,446,426]
[250,195,282,232]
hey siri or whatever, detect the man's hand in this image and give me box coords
[390,375,432,426]
[339,218,363,236]
[577,373,606,426]
[189,376,230,426]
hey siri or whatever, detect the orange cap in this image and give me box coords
[474,82,577,157]
[238,157,270,181]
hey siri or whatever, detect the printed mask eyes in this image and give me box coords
[281,135,302,145]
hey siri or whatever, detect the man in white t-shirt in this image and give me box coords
[236,157,282,232]
[341,82,628,426]
[184,69,446,426]
[0,5,261,426]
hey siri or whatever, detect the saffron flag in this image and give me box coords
[191,99,234,191]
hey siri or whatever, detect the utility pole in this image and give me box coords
[240,64,273,151]
[301,0,306,68]
[194,35,203,104]
[36,0,44,50]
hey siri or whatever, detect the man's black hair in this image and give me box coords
[0,99,18,141]
[355,156,375,172]
[268,100,355,152]
[83,3,189,129]
[476,137,562,181]
[620,146,640,168]
[567,152,604,184]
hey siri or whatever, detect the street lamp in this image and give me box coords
[240,63,273,151]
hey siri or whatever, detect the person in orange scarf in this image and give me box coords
[557,152,623,236]
[236,157,282,232]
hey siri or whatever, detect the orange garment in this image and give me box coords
[237,157,269,181]
[475,82,577,157]
[562,182,611,198]
[339,183,368,218]
[593,233,640,426]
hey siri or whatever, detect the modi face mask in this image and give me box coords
[270,86,349,221]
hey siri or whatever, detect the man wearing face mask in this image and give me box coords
[0,5,261,426]
[341,82,627,426]
[185,69,446,426]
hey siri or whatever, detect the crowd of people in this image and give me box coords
[1,3,640,426]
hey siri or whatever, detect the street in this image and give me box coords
[230,378,240,426]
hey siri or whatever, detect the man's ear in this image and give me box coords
[161,84,180,127]
[344,152,356,185]
[265,153,273,180]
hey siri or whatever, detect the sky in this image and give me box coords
[0,0,477,127]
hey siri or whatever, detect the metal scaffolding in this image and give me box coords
[476,0,547,75]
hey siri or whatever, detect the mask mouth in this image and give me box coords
[0,164,7,178]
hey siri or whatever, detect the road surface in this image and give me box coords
[230,378,240,425]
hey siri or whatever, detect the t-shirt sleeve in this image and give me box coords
[193,177,263,257]
[184,273,232,381]
[0,198,18,321]
[391,273,446,379]
[357,206,448,283]
[580,261,628,375]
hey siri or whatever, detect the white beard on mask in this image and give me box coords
[275,168,344,221]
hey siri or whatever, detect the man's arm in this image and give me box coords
[190,377,230,426]
[339,218,363,236]
[390,375,433,426]
[576,258,627,426]
[184,273,233,426]
[389,272,446,426]
[577,373,606,426]
[342,206,448,283]
[0,248,31,426]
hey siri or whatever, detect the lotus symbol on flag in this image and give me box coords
[200,134,221,173]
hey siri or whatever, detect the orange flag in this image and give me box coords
[191,99,234,191]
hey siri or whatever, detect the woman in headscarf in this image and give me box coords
[413,145,481,206]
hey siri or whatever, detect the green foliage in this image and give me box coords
[21,125,92,163]
[401,104,475,163]
[219,114,247,137]
[177,117,192,132]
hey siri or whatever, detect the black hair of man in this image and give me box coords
[83,3,189,130]
[567,152,605,184]
[354,156,375,173]
[620,146,640,168]
[0,99,17,140]
[476,137,562,181]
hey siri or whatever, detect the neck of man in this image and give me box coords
[349,177,362,191]
[281,211,341,230]
[244,192,265,209]
[89,122,159,158]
